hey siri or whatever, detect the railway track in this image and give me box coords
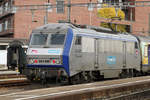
[0,70,30,87]
[0,78,30,87]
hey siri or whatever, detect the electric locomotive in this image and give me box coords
[23,23,150,84]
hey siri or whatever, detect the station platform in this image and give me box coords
[0,76,150,100]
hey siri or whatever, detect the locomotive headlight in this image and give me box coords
[56,59,60,64]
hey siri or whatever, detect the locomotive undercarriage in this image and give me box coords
[23,67,143,85]
[69,71,104,84]
[69,68,142,84]
[119,68,141,78]
[23,67,69,84]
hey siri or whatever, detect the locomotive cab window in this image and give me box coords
[49,34,65,45]
[31,34,48,45]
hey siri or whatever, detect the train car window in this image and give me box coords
[50,34,65,45]
[75,36,81,45]
[135,42,138,49]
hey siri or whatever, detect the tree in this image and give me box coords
[97,5,126,32]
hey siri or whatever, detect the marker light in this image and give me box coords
[34,59,38,63]
[53,60,55,64]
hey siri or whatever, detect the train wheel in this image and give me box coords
[79,72,93,83]
[69,72,83,84]
[69,76,79,85]
[119,69,128,78]
[69,72,94,84]
[57,76,69,85]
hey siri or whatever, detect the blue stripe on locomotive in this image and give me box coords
[27,28,73,76]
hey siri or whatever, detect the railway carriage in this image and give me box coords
[23,23,144,84]
[137,36,150,73]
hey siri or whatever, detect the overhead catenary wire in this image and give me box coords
[1,1,150,11]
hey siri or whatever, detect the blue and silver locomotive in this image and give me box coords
[23,23,150,84]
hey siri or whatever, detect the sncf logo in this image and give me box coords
[31,50,38,53]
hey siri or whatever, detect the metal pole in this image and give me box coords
[45,5,48,24]
[67,0,71,23]
[90,11,92,25]
[115,8,118,31]
[45,0,49,24]
[31,9,34,22]
[89,1,92,25]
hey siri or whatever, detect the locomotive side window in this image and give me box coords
[75,36,82,45]
[50,34,65,45]
[135,42,138,49]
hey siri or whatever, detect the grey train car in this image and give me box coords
[23,23,148,84]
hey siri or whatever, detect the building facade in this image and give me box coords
[0,0,149,39]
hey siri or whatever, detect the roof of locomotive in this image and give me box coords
[32,23,75,32]
[73,27,138,42]
[32,23,138,42]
